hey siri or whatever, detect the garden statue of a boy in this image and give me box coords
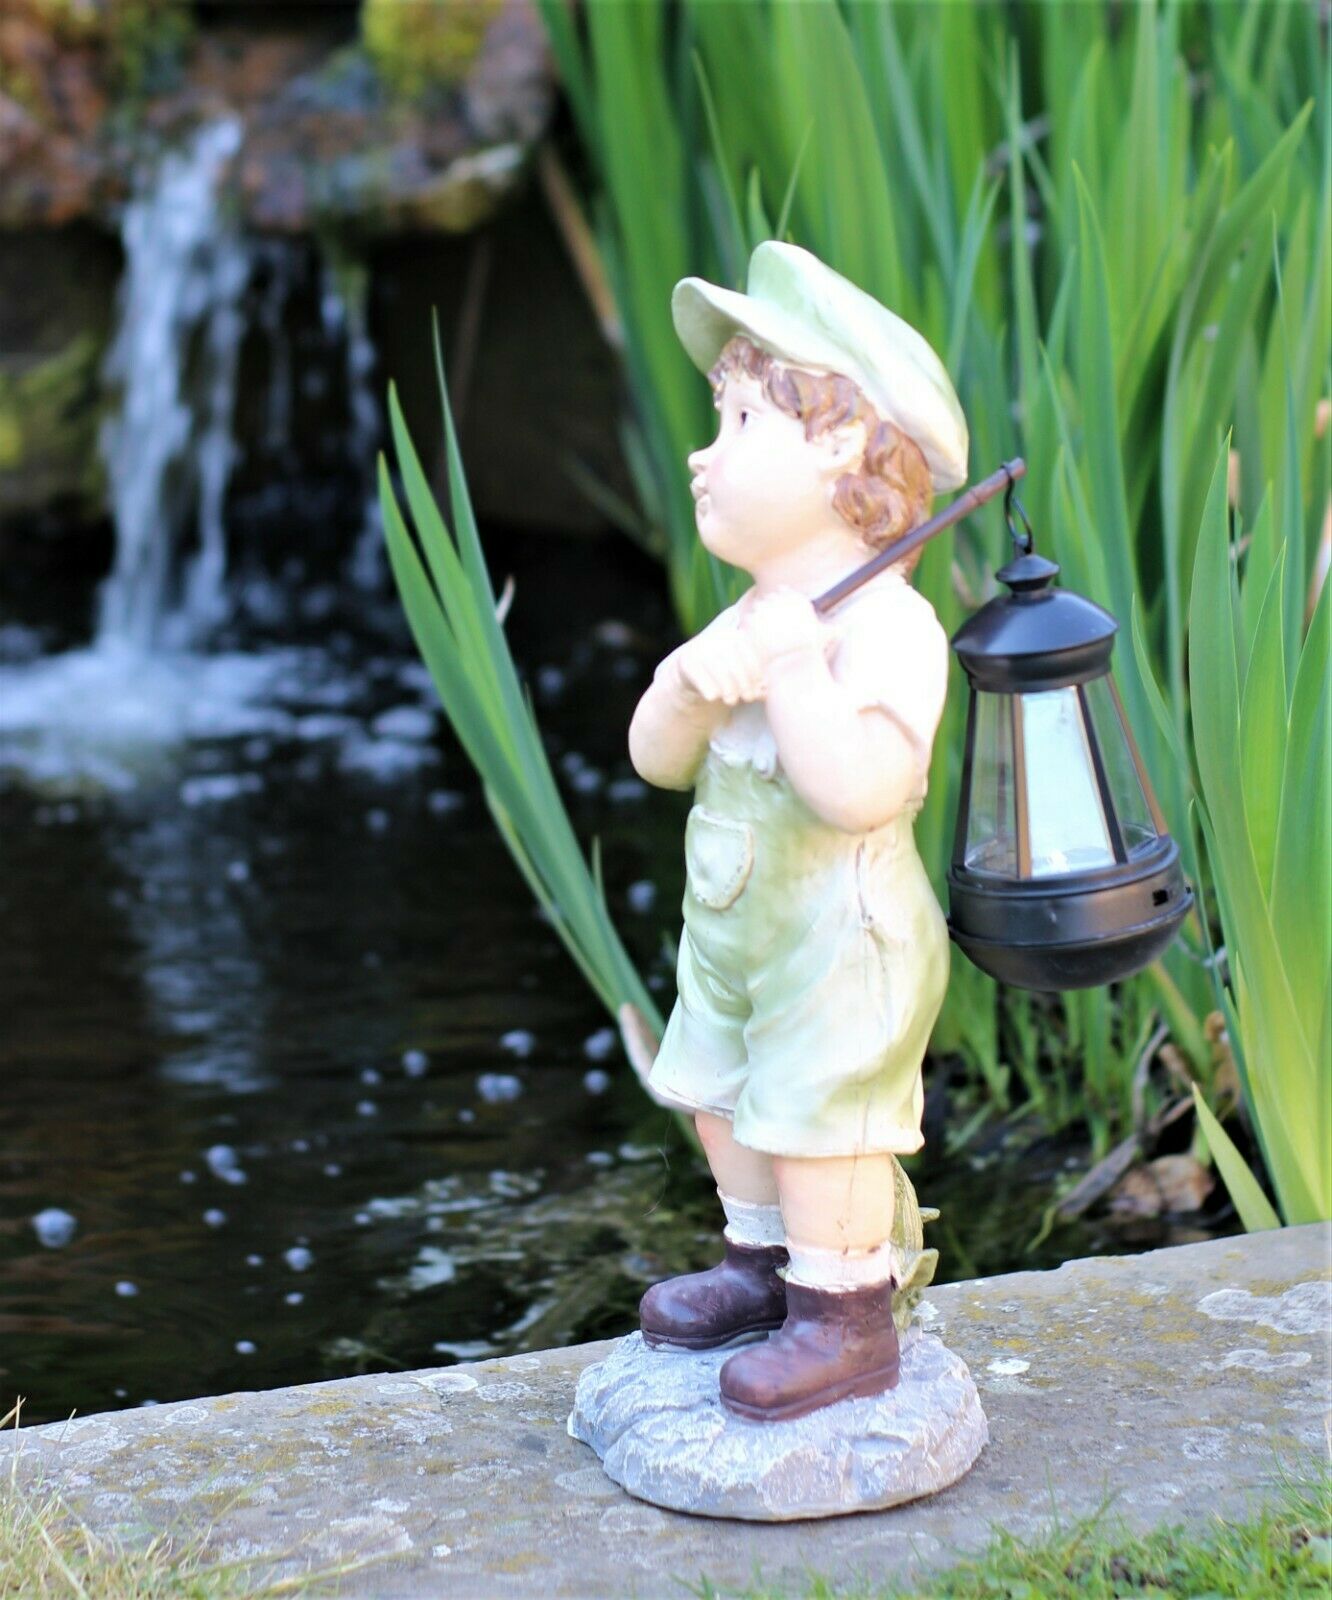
[629,241,967,1423]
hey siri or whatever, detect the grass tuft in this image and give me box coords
[0,1404,369,1599]
[692,1473,1331,1599]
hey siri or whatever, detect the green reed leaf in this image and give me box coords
[1192,1086,1282,1232]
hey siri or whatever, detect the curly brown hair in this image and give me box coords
[707,336,933,573]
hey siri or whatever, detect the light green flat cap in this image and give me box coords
[673,241,968,492]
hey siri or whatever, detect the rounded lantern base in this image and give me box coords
[947,837,1192,992]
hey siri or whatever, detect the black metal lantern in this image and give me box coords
[946,494,1192,991]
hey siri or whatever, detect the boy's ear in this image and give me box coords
[821,419,867,473]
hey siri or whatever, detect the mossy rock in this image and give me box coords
[0,333,105,513]
[1,0,190,115]
[361,0,501,103]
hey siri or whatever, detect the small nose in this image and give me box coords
[687,445,711,473]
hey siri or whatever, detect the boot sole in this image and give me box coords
[641,1318,785,1353]
[720,1362,900,1422]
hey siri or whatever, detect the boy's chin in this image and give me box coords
[697,519,747,569]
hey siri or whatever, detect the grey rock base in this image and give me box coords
[568,1327,988,1521]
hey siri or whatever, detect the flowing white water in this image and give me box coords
[98,118,249,651]
[321,257,385,592]
[0,123,402,794]
[0,120,283,791]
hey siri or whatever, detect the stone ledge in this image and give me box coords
[12,1225,1330,1598]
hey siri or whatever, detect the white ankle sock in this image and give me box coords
[785,1240,897,1292]
[718,1189,785,1248]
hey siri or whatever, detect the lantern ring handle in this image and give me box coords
[1003,472,1035,557]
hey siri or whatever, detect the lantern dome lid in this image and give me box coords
[952,555,1117,692]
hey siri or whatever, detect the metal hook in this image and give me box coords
[1004,473,1035,558]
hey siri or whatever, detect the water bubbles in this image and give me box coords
[323,1162,343,1178]
[179,773,263,807]
[536,665,565,699]
[356,1100,379,1117]
[570,766,603,795]
[626,879,657,912]
[396,661,433,694]
[245,1254,264,1267]
[405,1246,457,1291]
[583,1028,617,1062]
[359,1067,382,1086]
[283,1246,314,1273]
[342,737,438,781]
[476,1073,523,1105]
[608,777,648,804]
[32,1208,77,1248]
[586,1151,614,1168]
[457,1108,476,1125]
[202,1208,228,1228]
[226,859,251,883]
[499,1029,535,1059]
[284,1291,304,1306]
[594,620,635,649]
[51,802,81,824]
[402,1049,429,1077]
[115,1281,139,1298]
[354,1211,372,1226]
[295,713,357,742]
[427,789,463,816]
[290,1138,310,1153]
[235,1340,256,1355]
[372,705,435,742]
[205,1144,247,1185]
[365,808,390,834]
[582,1069,611,1096]
[488,1170,540,1200]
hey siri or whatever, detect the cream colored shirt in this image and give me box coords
[706,574,949,804]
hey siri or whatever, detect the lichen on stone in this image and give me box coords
[361,0,501,103]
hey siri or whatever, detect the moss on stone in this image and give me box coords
[360,0,500,103]
[4,0,190,109]
[0,332,105,514]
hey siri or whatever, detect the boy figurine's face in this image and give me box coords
[688,373,866,576]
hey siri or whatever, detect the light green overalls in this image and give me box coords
[649,719,951,1159]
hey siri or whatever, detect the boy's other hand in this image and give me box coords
[675,627,766,707]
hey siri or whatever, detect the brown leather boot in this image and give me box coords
[640,1239,788,1351]
[718,1278,899,1421]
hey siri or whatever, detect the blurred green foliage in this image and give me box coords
[388,1,1330,1210]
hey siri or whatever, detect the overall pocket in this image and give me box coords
[685,807,755,911]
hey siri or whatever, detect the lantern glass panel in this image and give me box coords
[1084,675,1158,854]
[963,691,1018,877]
[1020,688,1115,878]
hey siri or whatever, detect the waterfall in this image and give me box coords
[321,256,385,591]
[97,118,249,653]
[0,120,395,793]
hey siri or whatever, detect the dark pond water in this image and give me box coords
[0,531,1232,1426]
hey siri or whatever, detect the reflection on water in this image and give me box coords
[0,534,700,1424]
[0,537,1233,1426]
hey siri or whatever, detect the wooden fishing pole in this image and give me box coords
[813,458,1027,616]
